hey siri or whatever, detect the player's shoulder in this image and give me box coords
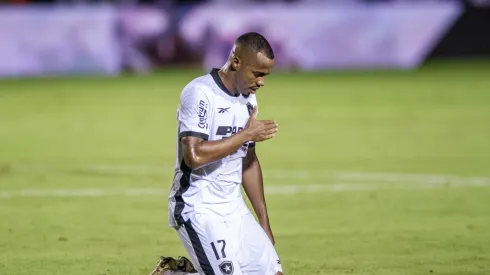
[182,73,215,96]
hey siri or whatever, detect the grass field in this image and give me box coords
[1,60,490,275]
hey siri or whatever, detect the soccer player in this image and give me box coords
[165,32,283,275]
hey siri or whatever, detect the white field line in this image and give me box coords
[1,181,489,199]
[8,164,168,176]
[1,164,490,198]
[334,171,490,186]
[5,163,490,185]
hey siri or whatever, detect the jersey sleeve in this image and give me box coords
[178,85,211,141]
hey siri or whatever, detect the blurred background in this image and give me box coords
[1,1,490,275]
[0,0,489,76]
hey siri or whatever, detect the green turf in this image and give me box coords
[1,60,490,275]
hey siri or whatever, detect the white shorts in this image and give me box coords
[176,211,283,275]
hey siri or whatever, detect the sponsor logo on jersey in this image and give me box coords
[216,126,249,153]
[216,126,244,136]
[198,100,208,129]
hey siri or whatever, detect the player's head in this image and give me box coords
[228,32,275,96]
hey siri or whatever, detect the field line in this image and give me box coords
[2,163,490,198]
[5,163,490,185]
[1,181,489,198]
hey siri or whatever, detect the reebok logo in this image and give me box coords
[218,107,230,113]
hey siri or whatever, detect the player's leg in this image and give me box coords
[177,212,244,275]
[238,213,283,275]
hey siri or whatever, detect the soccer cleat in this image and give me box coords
[148,256,176,275]
[175,256,198,273]
[148,256,198,275]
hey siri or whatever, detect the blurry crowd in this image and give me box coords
[3,0,475,4]
[5,0,489,9]
[2,0,485,76]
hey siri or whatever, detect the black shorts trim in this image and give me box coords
[173,161,192,225]
[184,220,215,275]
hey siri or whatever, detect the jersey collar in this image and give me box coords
[210,68,239,98]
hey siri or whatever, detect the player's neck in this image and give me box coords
[218,65,240,96]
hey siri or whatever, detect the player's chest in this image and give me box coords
[211,98,253,139]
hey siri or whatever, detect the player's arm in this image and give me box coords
[182,132,251,169]
[179,86,277,169]
[242,146,275,245]
[182,108,276,169]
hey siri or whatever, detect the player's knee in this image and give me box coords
[275,272,283,275]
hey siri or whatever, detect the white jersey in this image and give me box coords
[168,68,257,227]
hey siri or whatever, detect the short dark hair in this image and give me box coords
[236,32,274,59]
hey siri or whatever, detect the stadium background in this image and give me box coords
[1,1,489,274]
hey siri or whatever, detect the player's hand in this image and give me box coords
[244,106,278,142]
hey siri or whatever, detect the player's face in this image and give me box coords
[237,52,274,96]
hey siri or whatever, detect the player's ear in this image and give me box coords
[231,56,240,71]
